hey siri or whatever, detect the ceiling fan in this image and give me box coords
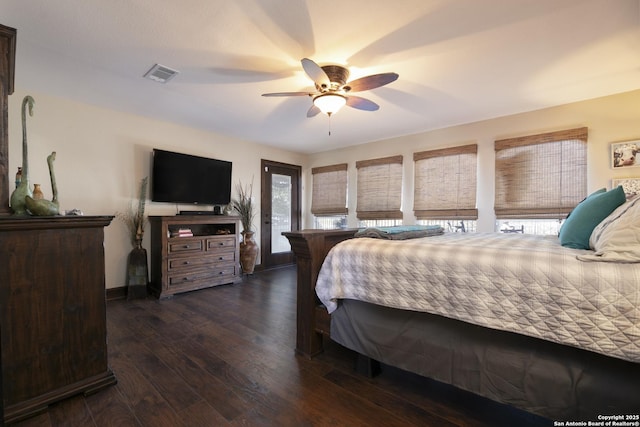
[262,58,398,117]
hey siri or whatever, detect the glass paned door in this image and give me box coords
[260,160,301,268]
[271,173,292,253]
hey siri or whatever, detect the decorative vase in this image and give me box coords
[32,183,44,200]
[127,241,148,299]
[23,152,60,216]
[239,230,258,275]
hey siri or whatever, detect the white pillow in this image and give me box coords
[581,195,640,262]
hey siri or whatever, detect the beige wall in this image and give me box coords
[8,88,640,289]
[306,89,640,232]
[7,90,307,289]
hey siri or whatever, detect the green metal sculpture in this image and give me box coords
[25,151,59,216]
[9,96,35,215]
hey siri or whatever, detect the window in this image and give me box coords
[311,163,348,229]
[496,219,563,235]
[494,127,587,234]
[413,144,478,231]
[356,155,403,221]
[358,218,403,228]
[314,215,347,229]
[417,219,477,233]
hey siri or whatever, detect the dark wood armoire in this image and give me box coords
[0,24,116,424]
[1,24,16,216]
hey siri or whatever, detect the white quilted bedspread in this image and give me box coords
[316,233,640,363]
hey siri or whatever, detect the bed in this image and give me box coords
[282,194,640,420]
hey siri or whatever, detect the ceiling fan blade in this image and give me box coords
[301,58,330,90]
[346,72,399,92]
[307,104,321,117]
[346,96,380,111]
[262,92,312,97]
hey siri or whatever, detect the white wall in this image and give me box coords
[7,90,307,289]
[305,89,640,232]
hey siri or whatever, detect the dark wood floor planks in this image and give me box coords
[11,266,550,426]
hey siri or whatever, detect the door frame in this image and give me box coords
[260,159,301,269]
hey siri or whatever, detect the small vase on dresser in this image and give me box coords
[32,183,43,200]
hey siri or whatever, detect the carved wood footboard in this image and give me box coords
[283,229,358,358]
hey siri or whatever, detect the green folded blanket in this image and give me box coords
[355,225,444,240]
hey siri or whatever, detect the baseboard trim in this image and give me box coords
[106,286,127,301]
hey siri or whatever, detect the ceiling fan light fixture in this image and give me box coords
[313,93,347,116]
[263,58,398,118]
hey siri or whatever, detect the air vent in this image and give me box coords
[143,64,179,83]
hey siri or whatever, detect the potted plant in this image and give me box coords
[231,178,258,274]
[117,176,149,298]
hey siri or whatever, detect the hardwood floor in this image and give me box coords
[12,266,551,426]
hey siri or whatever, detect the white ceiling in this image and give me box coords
[2,0,639,154]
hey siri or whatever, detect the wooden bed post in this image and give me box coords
[283,229,358,358]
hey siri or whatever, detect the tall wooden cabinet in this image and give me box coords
[0,23,15,425]
[0,216,117,424]
[149,215,242,299]
[0,24,16,216]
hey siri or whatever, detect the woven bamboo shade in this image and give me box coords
[494,127,588,219]
[413,144,478,219]
[356,155,403,220]
[311,163,348,215]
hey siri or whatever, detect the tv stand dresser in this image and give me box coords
[149,215,242,299]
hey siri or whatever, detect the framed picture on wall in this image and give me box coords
[612,178,640,199]
[611,140,640,168]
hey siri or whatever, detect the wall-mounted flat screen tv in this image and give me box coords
[151,149,232,205]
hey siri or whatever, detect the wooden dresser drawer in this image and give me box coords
[168,238,204,254]
[168,250,235,271]
[207,250,236,264]
[206,236,236,251]
[168,265,237,286]
[168,256,209,271]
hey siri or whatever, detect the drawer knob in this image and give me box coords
[219,256,224,260]
[183,261,190,265]
[219,242,224,246]
[183,245,190,249]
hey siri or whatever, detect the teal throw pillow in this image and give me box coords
[559,186,626,249]
[564,188,605,221]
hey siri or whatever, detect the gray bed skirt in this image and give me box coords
[330,299,640,420]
